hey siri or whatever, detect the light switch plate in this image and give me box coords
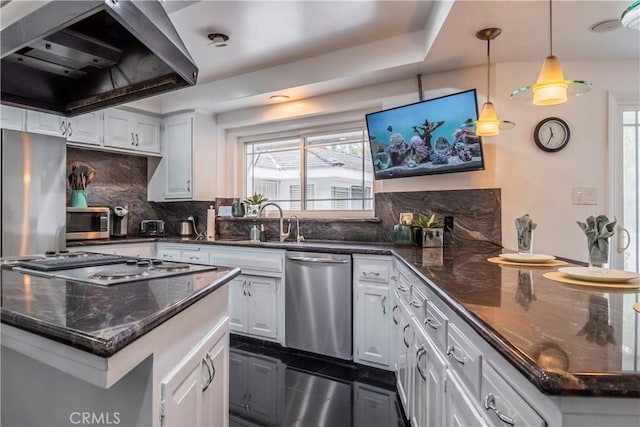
[572,187,597,205]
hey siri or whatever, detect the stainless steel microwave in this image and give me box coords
[66,207,110,240]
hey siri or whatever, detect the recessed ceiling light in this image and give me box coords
[270,95,290,102]
[207,33,229,47]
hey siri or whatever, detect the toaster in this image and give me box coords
[139,219,166,237]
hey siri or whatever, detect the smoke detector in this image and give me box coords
[207,33,229,47]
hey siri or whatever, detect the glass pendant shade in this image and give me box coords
[532,56,568,105]
[475,102,500,136]
[622,1,640,30]
[511,0,591,105]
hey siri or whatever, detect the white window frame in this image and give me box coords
[241,121,375,218]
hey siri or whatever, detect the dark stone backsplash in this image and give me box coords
[68,148,500,244]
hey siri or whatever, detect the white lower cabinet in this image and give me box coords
[446,370,488,427]
[353,255,393,369]
[229,275,278,340]
[412,319,446,427]
[396,297,413,417]
[160,315,228,427]
[354,284,390,367]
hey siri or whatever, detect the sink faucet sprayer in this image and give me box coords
[259,202,289,242]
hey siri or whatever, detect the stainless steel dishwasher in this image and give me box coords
[285,251,352,360]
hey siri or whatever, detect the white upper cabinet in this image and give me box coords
[26,110,67,137]
[148,111,216,202]
[104,108,160,154]
[0,105,26,131]
[67,112,103,146]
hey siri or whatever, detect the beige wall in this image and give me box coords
[215,60,640,262]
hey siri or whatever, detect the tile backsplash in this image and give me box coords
[68,147,500,244]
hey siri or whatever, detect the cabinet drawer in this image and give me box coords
[355,261,389,284]
[210,247,283,274]
[424,300,448,354]
[181,250,210,265]
[481,363,545,427]
[157,249,181,261]
[447,323,482,398]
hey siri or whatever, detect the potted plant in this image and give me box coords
[412,214,444,247]
[243,193,268,217]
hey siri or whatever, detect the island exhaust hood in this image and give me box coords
[0,0,198,117]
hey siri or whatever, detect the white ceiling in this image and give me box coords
[128,0,640,115]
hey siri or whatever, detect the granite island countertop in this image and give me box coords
[0,266,240,357]
[67,237,640,397]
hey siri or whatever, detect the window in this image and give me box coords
[245,127,373,213]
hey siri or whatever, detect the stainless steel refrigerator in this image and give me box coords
[1,129,66,256]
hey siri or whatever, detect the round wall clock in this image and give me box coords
[533,117,570,152]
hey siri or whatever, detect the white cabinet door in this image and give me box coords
[413,324,447,427]
[104,109,159,154]
[445,371,488,427]
[0,105,25,131]
[162,113,193,199]
[67,112,102,146]
[161,319,228,427]
[246,275,277,339]
[134,113,160,154]
[25,110,66,137]
[355,284,390,367]
[104,109,134,149]
[396,300,412,416]
[229,277,249,333]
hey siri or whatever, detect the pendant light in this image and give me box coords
[511,0,592,106]
[463,28,514,137]
[622,1,640,31]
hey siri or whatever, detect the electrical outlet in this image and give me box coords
[444,215,454,232]
[572,187,597,205]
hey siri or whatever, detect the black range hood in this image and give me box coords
[1,0,198,117]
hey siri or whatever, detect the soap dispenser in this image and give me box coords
[250,221,260,242]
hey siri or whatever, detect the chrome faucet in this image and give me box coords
[288,215,305,243]
[259,202,289,242]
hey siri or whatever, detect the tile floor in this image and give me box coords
[229,335,409,427]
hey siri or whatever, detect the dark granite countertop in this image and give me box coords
[0,266,240,357]
[60,237,640,396]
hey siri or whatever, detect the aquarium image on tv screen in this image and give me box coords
[365,89,484,180]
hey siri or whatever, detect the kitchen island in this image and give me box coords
[1,265,240,427]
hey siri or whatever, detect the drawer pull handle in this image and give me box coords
[403,324,411,348]
[202,356,213,392]
[362,271,380,278]
[398,285,409,292]
[242,280,247,296]
[409,299,423,308]
[246,281,252,297]
[425,317,439,329]
[190,256,198,260]
[446,345,466,365]
[390,275,398,281]
[381,296,387,314]
[484,393,515,425]
[416,347,427,380]
[392,305,399,325]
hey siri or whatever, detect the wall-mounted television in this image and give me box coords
[365,89,484,180]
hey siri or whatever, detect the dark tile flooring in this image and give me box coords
[229,335,409,427]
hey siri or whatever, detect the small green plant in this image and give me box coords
[243,193,268,205]
[412,214,441,229]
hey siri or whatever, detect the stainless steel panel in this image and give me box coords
[285,251,352,360]
[1,129,66,256]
